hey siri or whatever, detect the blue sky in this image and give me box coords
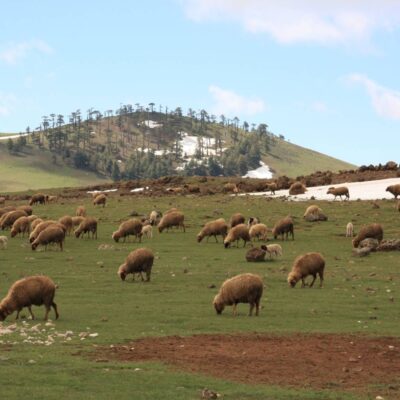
[1,0,400,165]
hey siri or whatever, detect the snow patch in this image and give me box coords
[130,187,149,193]
[87,189,118,194]
[142,120,163,129]
[179,132,223,158]
[243,161,273,179]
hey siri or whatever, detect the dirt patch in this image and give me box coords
[95,333,400,395]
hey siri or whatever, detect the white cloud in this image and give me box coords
[181,0,400,45]
[347,74,400,120]
[0,39,53,65]
[209,85,265,116]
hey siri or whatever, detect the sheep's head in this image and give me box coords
[118,264,127,281]
[158,225,164,233]
[31,242,38,251]
[352,238,359,248]
[74,229,81,238]
[260,245,267,251]
[326,187,335,195]
[10,228,17,238]
[197,233,203,243]
[112,231,120,242]
[287,272,299,288]
[213,295,224,314]
[223,240,230,249]
[0,308,8,321]
[386,186,392,192]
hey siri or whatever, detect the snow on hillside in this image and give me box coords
[243,161,273,179]
[142,120,163,128]
[179,132,221,158]
[247,177,400,201]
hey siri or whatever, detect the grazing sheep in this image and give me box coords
[266,182,277,195]
[0,276,59,321]
[287,252,325,288]
[149,210,162,226]
[386,184,400,199]
[249,223,268,241]
[0,210,28,230]
[10,216,31,238]
[164,207,179,215]
[74,217,98,239]
[303,205,328,222]
[158,211,185,233]
[141,224,153,239]
[197,218,228,243]
[30,218,44,231]
[346,222,354,237]
[31,225,65,251]
[29,193,47,206]
[93,193,107,207]
[223,224,250,248]
[71,216,85,227]
[0,197,5,205]
[27,215,39,223]
[272,217,294,240]
[245,245,267,262]
[289,182,307,195]
[327,186,350,200]
[0,206,16,217]
[112,219,143,242]
[213,273,263,316]
[76,205,86,217]
[29,220,57,243]
[18,205,33,216]
[0,236,8,249]
[58,216,73,235]
[117,248,154,282]
[247,217,260,226]
[230,213,245,228]
[352,223,383,248]
[265,244,283,259]
[223,183,239,194]
[47,195,58,203]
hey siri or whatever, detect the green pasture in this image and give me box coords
[0,193,399,399]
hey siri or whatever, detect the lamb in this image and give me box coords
[265,244,283,259]
[158,211,185,233]
[75,217,98,239]
[352,223,383,248]
[0,275,59,321]
[76,205,86,217]
[288,182,307,195]
[29,220,57,243]
[386,184,400,199]
[346,222,354,237]
[58,216,73,235]
[223,183,239,194]
[72,216,85,227]
[230,213,245,228]
[327,186,350,200]
[10,216,31,238]
[245,245,267,262]
[117,248,154,282]
[249,223,268,241]
[213,273,263,316]
[0,236,8,249]
[141,224,153,239]
[0,210,28,230]
[112,219,143,242]
[30,218,44,231]
[303,205,327,222]
[223,224,250,248]
[31,225,65,251]
[287,252,325,288]
[47,195,58,203]
[29,193,47,206]
[149,210,162,226]
[197,218,228,243]
[272,217,294,240]
[93,193,107,207]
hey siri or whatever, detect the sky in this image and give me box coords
[1,0,400,166]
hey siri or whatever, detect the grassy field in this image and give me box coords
[0,192,399,399]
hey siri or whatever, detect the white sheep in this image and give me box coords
[0,236,8,249]
[346,222,354,237]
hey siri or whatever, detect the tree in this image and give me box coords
[73,151,90,169]
[111,162,121,181]
[7,139,14,153]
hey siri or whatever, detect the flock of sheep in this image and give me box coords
[0,182,399,321]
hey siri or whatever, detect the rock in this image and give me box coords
[207,284,216,289]
[201,388,220,399]
[359,238,379,251]
[352,247,371,257]
[377,239,400,252]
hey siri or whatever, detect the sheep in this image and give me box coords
[288,182,307,195]
[247,217,260,226]
[272,217,294,240]
[164,207,179,215]
[197,218,228,243]
[74,217,98,239]
[112,219,143,242]
[76,205,86,217]
[72,216,85,227]
[29,220,57,243]
[17,205,33,216]
[0,275,59,321]
[117,248,154,282]
[245,245,267,262]
[93,193,107,207]
[213,273,263,316]
[29,193,47,206]
[223,183,239,194]
[223,224,250,248]
[249,223,268,241]
[265,244,283,259]
[47,195,58,203]
[27,215,39,223]
[265,182,277,195]
[10,216,31,238]
[141,224,153,239]
[30,218,44,231]
[0,206,16,217]
[0,210,28,230]
[149,210,162,226]
[303,205,328,222]
[346,222,354,237]
[386,184,400,199]
[352,223,383,248]
[158,211,185,233]
[31,225,65,251]
[230,213,245,228]
[0,197,5,205]
[0,236,8,249]
[287,252,325,288]
[327,186,350,200]
[58,216,73,235]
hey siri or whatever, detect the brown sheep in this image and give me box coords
[27,215,39,223]
[0,210,28,230]
[386,184,400,199]
[29,193,46,206]
[10,216,31,238]
[0,206,16,217]
[29,220,57,243]
[287,252,325,288]
[71,216,85,227]
[213,273,263,316]
[17,205,33,216]
[112,219,143,242]
[327,186,350,200]
[0,276,59,321]
[0,197,5,205]
[245,245,267,262]
[74,217,98,239]
[265,182,277,195]
[223,183,239,194]
[288,182,307,195]
[30,218,44,231]
[249,223,268,241]
[58,216,73,235]
[230,213,245,228]
[158,211,185,233]
[197,218,228,243]
[31,225,65,251]
[352,223,383,248]
[223,224,250,248]
[164,207,179,215]
[76,205,87,217]
[272,217,294,240]
[117,248,154,282]
[93,193,107,207]
[303,205,328,222]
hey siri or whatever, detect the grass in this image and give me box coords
[0,193,399,399]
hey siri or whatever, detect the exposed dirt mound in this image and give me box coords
[95,333,400,396]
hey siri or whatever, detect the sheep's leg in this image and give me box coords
[319,271,324,288]
[44,306,51,321]
[301,278,306,288]
[214,235,218,243]
[52,302,59,320]
[182,223,186,233]
[249,303,255,316]
[232,303,237,316]
[28,306,35,320]
[309,274,317,287]
[15,309,21,320]
[255,301,260,316]
[145,271,151,282]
